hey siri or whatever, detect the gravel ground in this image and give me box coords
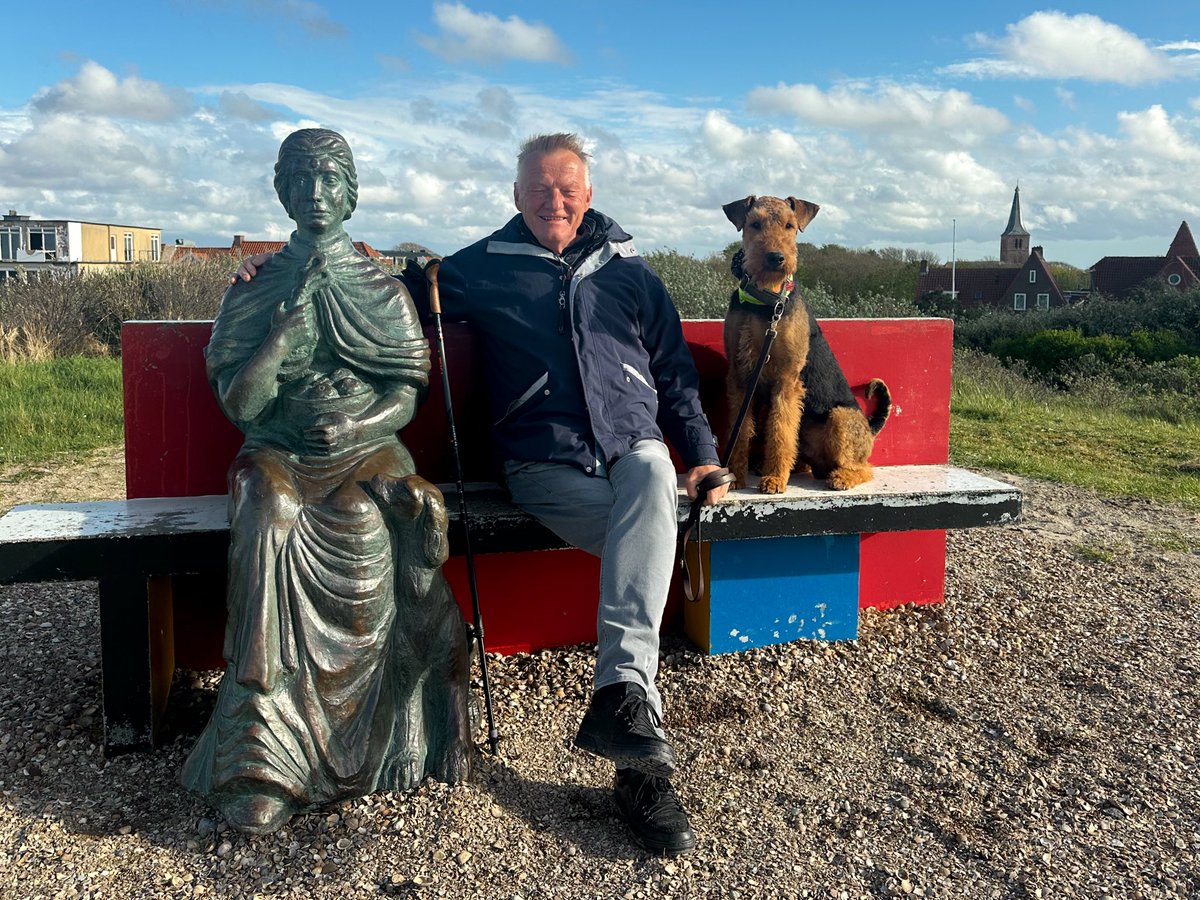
[1,470,1199,899]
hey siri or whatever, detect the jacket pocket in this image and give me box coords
[620,362,653,391]
[495,371,549,426]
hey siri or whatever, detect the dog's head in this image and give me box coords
[723,195,819,293]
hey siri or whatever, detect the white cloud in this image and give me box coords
[5,61,1200,269]
[1013,95,1034,113]
[32,61,193,121]
[745,82,1008,140]
[1117,104,1200,162]
[417,3,571,65]
[1055,87,1076,110]
[942,12,1173,84]
[218,92,274,122]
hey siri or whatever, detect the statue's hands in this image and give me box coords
[305,411,357,453]
[268,297,315,358]
[231,252,275,284]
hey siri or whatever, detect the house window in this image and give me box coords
[0,268,17,282]
[1029,270,1037,283]
[0,229,19,260]
[1037,293,1050,309]
[110,235,117,262]
[974,290,984,300]
[28,228,57,259]
[123,233,133,262]
[151,234,160,262]
[1013,293,1027,311]
[1168,273,1182,286]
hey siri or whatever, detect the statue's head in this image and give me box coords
[274,128,359,234]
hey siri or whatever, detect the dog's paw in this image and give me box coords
[758,474,789,494]
[827,467,872,491]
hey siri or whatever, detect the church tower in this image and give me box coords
[1000,186,1030,265]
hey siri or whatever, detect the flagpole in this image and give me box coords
[951,218,957,300]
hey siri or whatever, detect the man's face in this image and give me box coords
[513,148,593,255]
[288,156,349,234]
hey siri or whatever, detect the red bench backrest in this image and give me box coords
[121,318,951,499]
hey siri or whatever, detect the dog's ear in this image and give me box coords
[787,197,821,232]
[722,196,756,231]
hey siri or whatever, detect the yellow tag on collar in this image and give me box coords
[737,287,767,306]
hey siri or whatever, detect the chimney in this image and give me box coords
[1032,245,1044,258]
[919,259,929,275]
[232,234,245,247]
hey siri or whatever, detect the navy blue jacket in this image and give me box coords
[436,210,719,475]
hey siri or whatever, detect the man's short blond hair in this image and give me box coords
[516,133,591,186]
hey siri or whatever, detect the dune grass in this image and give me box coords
[951,349,1200,510]
[0,356,124,468]
[2,352,1198,511]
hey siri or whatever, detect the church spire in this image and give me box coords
[1000,185,1030,265]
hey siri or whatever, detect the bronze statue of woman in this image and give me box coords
[182,129,472,834]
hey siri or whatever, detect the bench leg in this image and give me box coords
[98,574,175,755]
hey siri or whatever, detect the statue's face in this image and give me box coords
[287,156,349,233]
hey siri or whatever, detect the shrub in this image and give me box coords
[0,260,230,358]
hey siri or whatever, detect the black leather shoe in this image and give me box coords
[574,683,677,776]
[614,767,697,856]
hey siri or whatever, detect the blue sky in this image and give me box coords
[2,1,1198,269]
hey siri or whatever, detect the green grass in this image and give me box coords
[0,357,124,467]
[3,351,1200,514]
[951,350,1200,511]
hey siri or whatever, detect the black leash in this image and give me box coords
[678,279,792,603]
[425,261,500,756]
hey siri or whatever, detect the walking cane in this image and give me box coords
[425,260,500,756]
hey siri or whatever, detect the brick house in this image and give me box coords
[163,234,391,264]
[1088,221,1200,297]
[914,188,1067,311]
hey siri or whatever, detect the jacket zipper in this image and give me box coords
[557,262,570,335]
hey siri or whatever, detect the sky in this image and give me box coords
[1,1,1198,270]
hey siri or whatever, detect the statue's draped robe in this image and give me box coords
[181,231,431,808]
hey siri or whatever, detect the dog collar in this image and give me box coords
[736,277,795,307]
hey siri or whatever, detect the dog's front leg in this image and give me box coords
[759,378,804,494]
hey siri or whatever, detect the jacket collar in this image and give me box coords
[486,210,634,262]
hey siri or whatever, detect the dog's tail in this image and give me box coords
[865,379,891,435]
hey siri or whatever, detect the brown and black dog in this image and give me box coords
[722,195,891,492]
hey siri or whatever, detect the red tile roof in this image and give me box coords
[1090,221,1200,296]
[168,237,388,261]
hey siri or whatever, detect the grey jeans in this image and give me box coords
[502,440,678,718]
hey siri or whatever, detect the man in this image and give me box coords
[237,132,729,855]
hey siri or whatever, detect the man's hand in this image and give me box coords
[685,464,731,507]
[230,252,275,284]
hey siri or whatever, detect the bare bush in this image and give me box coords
[0,261,230,358]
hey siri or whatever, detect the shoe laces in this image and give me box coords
[615,692,661,734]
[631,775,687,824]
